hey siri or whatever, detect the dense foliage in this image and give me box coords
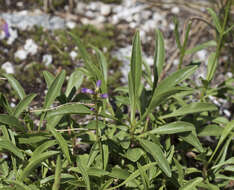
[0,3,233,190]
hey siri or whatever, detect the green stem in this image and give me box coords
[95,98,104,169]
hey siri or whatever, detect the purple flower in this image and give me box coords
[100,93,108,99]
[3,22,10,38]
[96,80,101,88]
[81,88,94,94]
[90,107,95,111]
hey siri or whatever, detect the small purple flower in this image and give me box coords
[90,107,95,111]
[3,22,10,38]
[96,80,101,88]
[81,88,94,94]
[100,93,108,99]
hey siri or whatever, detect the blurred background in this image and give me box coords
[0,0,233,108]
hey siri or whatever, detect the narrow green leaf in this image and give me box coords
[185,40,217,55]
[87,143,99,168]
[142,121,195,136]
[65,70,84,96]
[179,177,203,190]
[153,29,165,88]
[198,124,223,137]
[19,151,59,181]
[76,157,91,190]
[157,65,197,93]
[107,162,157,190]
[0,114,26,132]
[137,162,150,190]
[103,143,109,170]
[138,139,171,177]
[207,8,222,33]
[161,102,217,119]
[46,103,92,118]
[3,74,26,100]
[126,148,144,162]
[52,155,62,190]
[31,140,57,159]
[49,128,71,164]
[206,52,217,82]
[43,70,66,109]
[211,157,234,170]
[179,132,204,152]
[5,180,32,190]
[0,139,24,160]
[43,71,55,88]
[13,94,36,118]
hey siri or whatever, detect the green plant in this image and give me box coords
[0,7,233,190]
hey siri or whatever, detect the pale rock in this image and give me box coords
[24,39,38,55]
[171,7,180,14]
[14,49,28,60]
[66,21,76,29]
[100,4,112,16]
[7,28,18,45]
[197,50,207,61]
[1,62,15,74]
[42,54,53,66]
[70,51,78,60]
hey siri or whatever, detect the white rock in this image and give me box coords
[223,109,231,118]
[96,15,106,23]
[173,59,179,66]
[100,4,112,16]
[70,51,78,60]
[169,23,175,30]
[66,21,76,29]
[1,62,15,74]
[24,39,38,55]
[42,54,53,66]
[15,49,28,60]
[197,50,207,61]
[7,28,18,45]
[171,7,180,14]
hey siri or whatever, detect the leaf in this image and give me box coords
[179,177,203,190]
[3,74,26,100]
[0,139,24,160]
[161,102,217,119]
[13,94,36,118]
[209,120,234,163]
[43,70,66,109]
[52,155,62,190]
[207,8,222,33]
[76,157,91,190]
[103,143,109,170]
[156,65,197,93]
[126,148,144,162]
[206,52,217,82]
[19,151,59,181]
[153,29,165,88]
[0,114,26,132]
[198,124,223,137]
[137,162,150,190]
[179,132,204,152]
[138,139,171,177]
[142,121,195,136]
[185,40,217,55]
[49,128,71,164]
[65,70,84,97]
[31,140,57,159]
[211,157,234,170]
[46,103,92,118]
[5,180,32,190]
[43,71,55,88]
[147,87,186,114]
[107,162,157,190]
[128,31,142,122]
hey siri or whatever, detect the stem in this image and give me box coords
[95,98,104,169]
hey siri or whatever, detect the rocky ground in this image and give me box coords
[0,0,233,118]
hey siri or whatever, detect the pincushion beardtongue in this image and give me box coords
[0,18,10,38]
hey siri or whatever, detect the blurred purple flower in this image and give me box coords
[81,88,94,94]
[100,93,108,98]
[96,80,101,88]
[3,22,10,38]
[90,107,95,111]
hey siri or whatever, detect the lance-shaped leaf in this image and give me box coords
[153,29,165,89]
[0,139,24,160]
[43,71,55,88]
[3,74,26,100]
[161,102,217,119]
[0,114,26,132]
[138,139,171,177]
[43,70,66,109]
[65,70,84,96]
